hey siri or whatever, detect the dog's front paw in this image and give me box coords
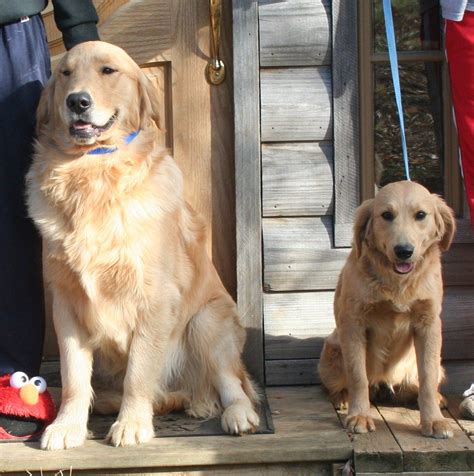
[421,418,453,439]
[221,403,260,435]
[345,414,376,434]
[41,422,88,450]
[107,418,154,447]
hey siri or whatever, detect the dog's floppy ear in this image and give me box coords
[36,76,56,135]
[353,198,374,258]
[433,194,456,251]
[138,71,161,130]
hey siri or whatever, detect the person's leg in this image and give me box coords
[0,15,51,376]
[445,12,474,227]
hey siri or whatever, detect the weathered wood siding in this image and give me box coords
[258,0,474,389]
[258,0,336,386]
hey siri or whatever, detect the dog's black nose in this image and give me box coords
[66,92,92,114]
[394,244,414,260]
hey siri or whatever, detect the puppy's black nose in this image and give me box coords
[394,244,414,260]
[66,92,92,114]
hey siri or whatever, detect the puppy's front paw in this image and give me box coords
[221,403,260,435]
[107,418,154,447]
[41,422,88,450]
[345,414,376,434]
[421,418,453,439]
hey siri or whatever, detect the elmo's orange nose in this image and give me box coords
[19,383,39,405]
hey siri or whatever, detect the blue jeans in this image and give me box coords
[0,15,50,375]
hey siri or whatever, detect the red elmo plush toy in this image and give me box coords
[0,372,56,440]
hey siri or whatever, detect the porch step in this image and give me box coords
[342,394,474,475]
[1,386,352,475]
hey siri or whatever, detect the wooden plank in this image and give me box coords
[442,288,474,360]
[266,385,346,434]
[376,405,474,472]
[260,67,332,142]
[233,0,264,382]
[358,472,474,476]
[447,395,474,438]
[332,0,360,247]
[258,0,331,67]
[337,406,403,474]
[263,287,474,361]
[454,219,474,244]
[263,217,474,291]
[443,244,474,286]
[443,361,474,395]
[262,217,349,291]
[0,387,352,473]
[266,359,320,386]
[264,291,335,360]
[266,359,474,390]
[262,142,334,217]
[81,462,338,475]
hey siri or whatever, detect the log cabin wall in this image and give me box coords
[251,0,474,390]
[258,0,346,386]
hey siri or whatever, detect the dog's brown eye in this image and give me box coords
[62,70,71,77]
[381,211,394,221]
[102,66,116,75]
[415,211,427,221]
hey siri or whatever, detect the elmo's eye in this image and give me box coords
[10,371,29,389]
[30,376,47,394]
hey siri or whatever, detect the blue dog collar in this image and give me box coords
[87,130,141,155]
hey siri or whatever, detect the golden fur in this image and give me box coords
[319,181,456,439]
[26,41,259,450]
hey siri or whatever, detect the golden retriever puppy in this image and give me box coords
[319,181,456,439]
[26,41,259,450]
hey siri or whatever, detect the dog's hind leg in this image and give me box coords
[186,296,260,434]
[319,331,348,409]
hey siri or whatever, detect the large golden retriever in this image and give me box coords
[319,181,456,439]
[26,41,259,450]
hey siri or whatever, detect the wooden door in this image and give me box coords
[43,0,237,357]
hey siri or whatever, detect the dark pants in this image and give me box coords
[0,15,50,375]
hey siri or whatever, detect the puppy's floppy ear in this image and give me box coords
[433,194,456,251]
[353,198,374,258]
[138,70,161,130]
[36,76,56,135]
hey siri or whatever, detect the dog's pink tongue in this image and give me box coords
[395,262,413,274]
[74,122,93,130]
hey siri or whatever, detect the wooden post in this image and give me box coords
[232,0,264,383]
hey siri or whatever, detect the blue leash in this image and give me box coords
[382,0,411,181]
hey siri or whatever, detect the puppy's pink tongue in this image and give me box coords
[394,262,413,274]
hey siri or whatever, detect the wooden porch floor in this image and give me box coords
[1,383,474,475]
[340,395,474,475]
